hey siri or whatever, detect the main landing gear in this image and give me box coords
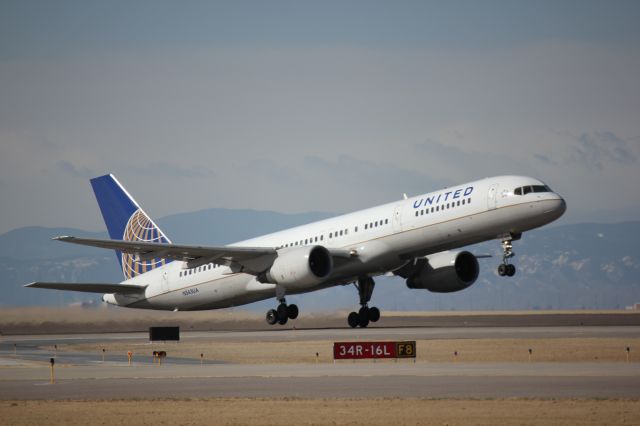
[347,277,381,328]
[497,237,517,277]
[266,287,299,326]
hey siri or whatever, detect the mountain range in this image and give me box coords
[1,208,638,311]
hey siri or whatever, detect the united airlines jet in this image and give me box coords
[27,174,566,328]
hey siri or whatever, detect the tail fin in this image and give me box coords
[90,174,172,280]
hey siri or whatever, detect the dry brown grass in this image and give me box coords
[2,398,639,426]
[56,337,640,364]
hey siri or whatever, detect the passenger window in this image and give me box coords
[320,235,324,241]
[355,226,358,232]
[457,201,460,206]
[345,229,348,235]
[436,206,440,211]
[468,198,472,203]
[385,219,389,224]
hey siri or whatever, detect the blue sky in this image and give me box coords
[1,1,639,233]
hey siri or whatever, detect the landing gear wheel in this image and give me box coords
[287,304,299,320]
[498,264,508,277]
[368,307,380,322]
[506,264,516,277]
[348,312,359,328]
[276,303,288,324]
[358,306,370,328]
[266,290,300,326]
[266,309,278,325]
[346,277,380,328]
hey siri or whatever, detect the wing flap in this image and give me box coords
[25,282,147,294]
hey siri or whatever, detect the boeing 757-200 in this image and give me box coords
[26,174,566,327]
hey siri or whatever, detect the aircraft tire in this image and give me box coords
[287,304,299,320]
[266,309,278,325]
[498,264,508,276]
[507,264,516,277]
[277,303,288,320]
[348,312,359,328]
[368,307,380,322]
[358,307,370,328]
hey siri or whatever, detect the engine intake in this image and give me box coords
[405,251,479,293]
[264,245,333,290]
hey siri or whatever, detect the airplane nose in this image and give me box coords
[558,198,567,216]
[545,197,566,219]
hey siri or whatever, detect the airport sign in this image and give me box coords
[333,341,416,360]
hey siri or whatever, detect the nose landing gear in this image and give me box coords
[497,237,517,277]
[347,277,381,328]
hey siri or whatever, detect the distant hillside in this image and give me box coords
[0,208,638,311]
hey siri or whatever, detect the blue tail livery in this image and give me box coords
[90,174,172,280]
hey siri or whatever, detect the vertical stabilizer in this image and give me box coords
[90,174,172,280]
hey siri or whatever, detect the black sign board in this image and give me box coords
[149,326,180,341]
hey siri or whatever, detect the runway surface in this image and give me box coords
[1,325,639,400]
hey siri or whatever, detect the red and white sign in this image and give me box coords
[333,341,416,360]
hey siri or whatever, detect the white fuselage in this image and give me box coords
[104,175,566,310]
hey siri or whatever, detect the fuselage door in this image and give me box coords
[161,271,169,293]
[393,205,403,232]
[487,184,498,210]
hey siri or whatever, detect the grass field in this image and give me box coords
[54,336,638,364]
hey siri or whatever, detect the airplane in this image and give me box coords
[26,174,566,328]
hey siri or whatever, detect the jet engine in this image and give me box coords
[262,245,333,290]
[403,251,479,293]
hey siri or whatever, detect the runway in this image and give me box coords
[1,325,639,400]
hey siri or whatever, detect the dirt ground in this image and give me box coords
[2,398,639,426]
[57,337,639,364]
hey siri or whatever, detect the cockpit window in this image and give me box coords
[532,185,551,193]
[514,184,552,195]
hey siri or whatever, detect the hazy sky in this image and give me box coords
[1,1,639,235]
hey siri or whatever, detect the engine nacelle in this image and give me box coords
[263,245,333,290]
[406,251,479,293]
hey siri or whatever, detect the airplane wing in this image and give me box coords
[24,282,147,294]
[53,236,280,274]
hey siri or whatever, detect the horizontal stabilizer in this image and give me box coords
[24,282,147,294]
[53,235,278,274]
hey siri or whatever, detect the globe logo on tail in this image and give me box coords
[121,209,170,280]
